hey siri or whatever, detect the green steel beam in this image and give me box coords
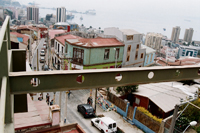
[9,65,200,94]
[0,77,7,133]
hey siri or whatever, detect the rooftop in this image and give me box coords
[10,32,29,45]
[48,29,67,40]
[133,82,191,113]
[55,34,83,45]
[141,44,156,54]
[66,38,124,48]
[120,29,141,35]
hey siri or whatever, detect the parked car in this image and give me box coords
[43,42,47,49]
[40,56,45,63]
[91,117,117,133]
[40,49,45,56]
[77,104,95,118]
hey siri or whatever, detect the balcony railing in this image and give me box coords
[1,16,200,133]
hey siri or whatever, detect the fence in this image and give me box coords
[135,109,161,133]
[107,91,127,112]
[127,105,134,120]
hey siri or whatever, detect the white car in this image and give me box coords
[91,117,117,133]
[40,56,45,63]
[40,49,45,56]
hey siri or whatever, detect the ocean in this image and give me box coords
[19,0,200,41]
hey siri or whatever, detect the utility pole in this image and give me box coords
[59,91,62,123]
[94,88,97,112]
[64,91,68,124]
[37,49,39,71]
[169,104,179,133]
[47,29,50,68]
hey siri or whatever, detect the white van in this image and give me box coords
[91,117,117,133]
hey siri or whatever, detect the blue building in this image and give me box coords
[141,45,156,67]
[177,46,198,59]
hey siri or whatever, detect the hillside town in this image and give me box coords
[0,0,200,133]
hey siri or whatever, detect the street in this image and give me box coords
[31,38,46,71]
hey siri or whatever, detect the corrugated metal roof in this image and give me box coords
[133,82,188,113]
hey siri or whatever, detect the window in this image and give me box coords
[126,35,133,40]
[150,54,154,62]
[108,124,112,129]
[127,45,131,52]
[137,44,139,49]
[135,97,140,105]
[135,53,138,60]
[104,49,110,60]
[126,45,131,62]
[73,48,84,59]
[55,42,57,49]
[140,53,143,59]
[115,48,120,59]
[113,123,116,128]
[62,47,63,54]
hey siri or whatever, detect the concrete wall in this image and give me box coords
[104,27,124,41]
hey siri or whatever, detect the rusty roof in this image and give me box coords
[66,38,124,48]
[10,32,29,45]
[55,34,82,45]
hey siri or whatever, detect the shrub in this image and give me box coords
[137,107,163,123]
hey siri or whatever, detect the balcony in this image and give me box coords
[1,16,200,132]
[71,58,83,65]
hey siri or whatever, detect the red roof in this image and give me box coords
[10,32,29,45]
[55,34,83,45]
[49,29,67,40]
[67,38,124,48]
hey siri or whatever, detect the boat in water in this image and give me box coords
[85,9,96,15]
[80,16,83,20]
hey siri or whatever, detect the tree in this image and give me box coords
[116,85,138,95]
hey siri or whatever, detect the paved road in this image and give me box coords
[55,89,100,133]
[31,38,45,71]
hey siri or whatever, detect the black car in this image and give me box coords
[77,104,95,118]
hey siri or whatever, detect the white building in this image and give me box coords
[104,27,145,67]
[145,32,163,52]
[27,6,39,24]
[184,28,194,43]
[56,7,66,22]
[171,26,181,44]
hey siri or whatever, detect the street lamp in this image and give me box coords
[183,121,197,133]
[114,48,117,68]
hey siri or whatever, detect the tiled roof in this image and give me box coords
[10,32,29,45]
[55,34,82,45]
[66,38,124,48]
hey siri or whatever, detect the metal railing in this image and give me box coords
[0,16,200,132]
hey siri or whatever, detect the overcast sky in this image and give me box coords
[17,0,200,15]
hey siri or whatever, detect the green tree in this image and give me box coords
[116,85,138,95]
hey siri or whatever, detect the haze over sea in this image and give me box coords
[18,0,200,41]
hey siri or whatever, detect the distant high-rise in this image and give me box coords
[183,28,194,43]
[56,7,66,22]
[27,6,39,24]
[145,32,162,51]
[171,26,181,44]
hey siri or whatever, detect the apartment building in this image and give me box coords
[145,32,162,52]
[171,26,181,44]
[183,28,194,43]
[27,6,39,24]
[104,27,145,67]
[56,7,66,22]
